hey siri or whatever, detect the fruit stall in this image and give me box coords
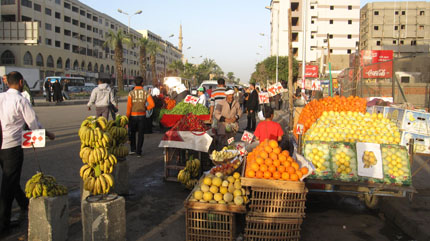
[159,101,210,128]
[293,96,417,208]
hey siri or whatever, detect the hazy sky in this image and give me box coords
[80,0,428,84]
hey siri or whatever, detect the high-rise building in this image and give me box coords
[268,0,360,64]
[360,1,430,57]
[0,0,182,84]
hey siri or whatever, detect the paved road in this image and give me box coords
[1,104,412,240]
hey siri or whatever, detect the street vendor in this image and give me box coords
[197,87,207,107]
[214,89,242,149]
[254,106,284,142]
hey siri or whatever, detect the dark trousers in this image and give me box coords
[129,116,146,155]
[0,146,28,230]
[247,111,256,131]
[46,90,51,102]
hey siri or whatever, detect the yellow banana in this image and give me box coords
[99,175,107,193]
[80,164,90,177]
[103,173,114,187]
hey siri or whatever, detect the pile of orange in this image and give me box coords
[245,140,308,181]
[294,96,366,138]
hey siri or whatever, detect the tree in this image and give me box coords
[167,60,184,76]
[250,56,299,87]
[227,72,235,83]
[146,41,162,86]
[195,58,224,82]
[137,37,149,81]
[103,30,132,91]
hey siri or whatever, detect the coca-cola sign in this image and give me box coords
[361,50,393,65]
[362,61,392,78]
[305,65,319,78]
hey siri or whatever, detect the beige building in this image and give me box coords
[360,1,430,57]
[0,0,182,85]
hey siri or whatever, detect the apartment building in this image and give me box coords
[0,0,182,84]
[268,0,359,64]
[360,1,430,57]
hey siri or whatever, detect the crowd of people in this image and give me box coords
[44,79,70,103]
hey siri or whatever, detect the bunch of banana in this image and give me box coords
[177,169,191,184]
[111,145,129,158]
[177,158,201,189]
[185,158,201,178]
[185,179,198,190]
[106,126,128,144]
[25,172,68,198]
[115,115,129,128]
[79,126,112,148]
[83,173,114,195]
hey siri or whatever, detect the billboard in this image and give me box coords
[361,50,393,78]
[305,65,319,78]
[361,50,393,65]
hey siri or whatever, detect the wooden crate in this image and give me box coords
[186,208,236,241]
[244,216,302,241]
[164,148,212,182]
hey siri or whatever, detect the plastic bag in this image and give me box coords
[330,142,358,182]
[304,141,333,179]
[381,144,412,185]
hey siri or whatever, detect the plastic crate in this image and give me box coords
[186,208,236,241]
[244,216,302,241]
[248,187,308,218]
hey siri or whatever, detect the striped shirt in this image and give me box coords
[210,87,226,107]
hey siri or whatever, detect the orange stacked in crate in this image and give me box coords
[242,140,308,241]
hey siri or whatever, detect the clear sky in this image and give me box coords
[80,0,428,84]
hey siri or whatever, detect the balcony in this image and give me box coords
[0,21,38,44]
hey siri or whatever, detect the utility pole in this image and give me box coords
[288,8,294,131]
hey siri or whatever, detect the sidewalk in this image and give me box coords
[380,155,430,241]
[34,96,127,106]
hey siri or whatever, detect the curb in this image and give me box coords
[34,98,127,107]
[380,197,430,241]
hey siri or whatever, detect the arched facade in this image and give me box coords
[1,50,16,65]
[23,51,33,65]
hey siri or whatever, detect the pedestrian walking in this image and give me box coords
[126,77,155,157]
[214,89,242,149]
[0,71,55,234]
[62,79,70,100]
[52,79,62,103]
[87,79,117,120]
[245,83,259,131]
[44,80,52,102]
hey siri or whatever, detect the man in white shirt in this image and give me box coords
[0,71,55,233]
[197,87,207,106]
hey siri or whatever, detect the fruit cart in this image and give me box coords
[295,134,416,209]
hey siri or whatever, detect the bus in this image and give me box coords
[43,76,94,96]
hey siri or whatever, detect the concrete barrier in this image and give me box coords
[80,179,91,202]
[28,195,69,241]
[113,158,129,195]
[82,195,126,241]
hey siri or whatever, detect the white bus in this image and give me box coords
[43,76,93,96]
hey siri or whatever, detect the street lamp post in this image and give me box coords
[117,9,142,87]
[265,6,279,83]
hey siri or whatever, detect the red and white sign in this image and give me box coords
[258,93,270,104]
[305,65,319,78]
[184,95,199,105]
[361,50,393,65]
[241,131,254,144]
[295,124,304,135]
[227,137,234,145]
[267,82,285,97]
[362,61,393,79]
[311,80,321,91]
[21,129,45,148]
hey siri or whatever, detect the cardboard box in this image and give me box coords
[400,131,430,154]
[374,106,385,115]
[383,107,405,129]
[401,110,429,135]
[366,106,374,114]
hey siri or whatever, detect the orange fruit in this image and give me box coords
[264,158,273,166]
[247,170,256,178]
[296,170,303,179]
[269,140,278,148]
[287,166,296,174]
[260,151,268,159]
[291,162,300,171]
[290,173,299,181]
[278,166,286,173]
[264,146,273,153]
[273,171,281,180]
[263,171,272,179]
[301,167,309,175]
[256,171,264,179]
[269,153,278,160]
[268,165,277,173]
[282,150,290,156]
[281,172,290,180]
[251,163,260,172]
[256,157,264,165]
[260,164,268,172]
[287,156,294,162]
[273,147,282,154]
[279,155,287,162]
[273,159,281,167]
[283,161,291,168]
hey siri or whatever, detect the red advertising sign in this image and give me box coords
[361,50,393,65]
[362,61,393,79]
[305,65,319,78]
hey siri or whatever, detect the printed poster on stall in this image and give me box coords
[356,142,383,179]
[21,129,46,148]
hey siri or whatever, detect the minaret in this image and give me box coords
[178,24,183,51]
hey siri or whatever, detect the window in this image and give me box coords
[110,24,114,29]
[347,34,352,39]
[347,49,352,54]
[374,11,379,15]
[64,43,70,50]
[419,25,424,30]
[65,59,70,69]
[374,26,379,30]
[394,26,399,30]
[80,22,85,28]
[311,35,314,39]
[55,41,61,47]
[64,29,71,36]
[93,16,98,22]
[348,20,352,24]
[87,25,92,31]
[292,32,298,42]
[329,34,333,39]
[72,19,78,26]
[34,3,41,11]
[23,51,32,65]
[311,20,314,24]
[310,5,314,9]
[45,38,52,45]
[64,2,70,9]
[420,11,425,16]
[291,2,299,11]
[393,40,397,44]
[80,10,85,16]
[401,76,410,83]
[64,16,71,22]
[402,11,405,15]
[72,6,78,13]
[400,40,404,45]
[45,23,52,31]
[348,5,352,10]
[55,12,60,19]
[1,0,15,5]
[401,25,405,30]
[45,8,51,16]
[21,0,31,8]
[292,17,299,26]
[411,40,417,46]
[376,40,381,46]
[329,19,333,24]
[395,11,399,15]
[87,13,92,19]
[35,54,43,67]
[87,37,92,42]
[2,15,16,21]
[55,26,60,33]
[55,0,60,4]
[330,6,334,10]
[56,57,62,68]
[47,56,54,67]
[1,50,15,65]
[21,16,31,21]
[329,49,333,53]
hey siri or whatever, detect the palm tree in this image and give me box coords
[103,30,132,91]
[146,41,162,86]
[137,37,149,81]
[168,60,184,76]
